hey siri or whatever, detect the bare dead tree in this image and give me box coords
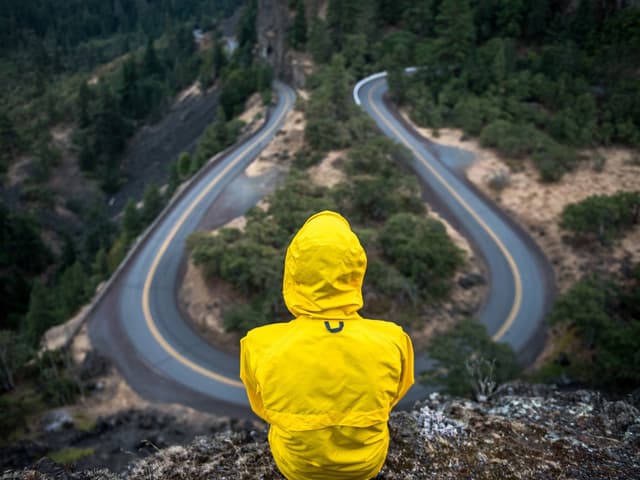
[465,355,497,402]
[0,330,16,391]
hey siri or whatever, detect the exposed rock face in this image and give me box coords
[256,0,311,87]
[11,382,640,479]
[257,0,292,83]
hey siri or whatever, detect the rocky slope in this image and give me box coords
[8,382,639,479]
[257,0,314,87]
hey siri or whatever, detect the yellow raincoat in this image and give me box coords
[240,211,414,480]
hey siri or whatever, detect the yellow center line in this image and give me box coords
[367,81,522,341]
[142,89,294,388]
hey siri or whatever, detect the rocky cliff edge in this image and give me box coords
[7,381,640,479]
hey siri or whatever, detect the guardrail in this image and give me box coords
[352,67,417,106]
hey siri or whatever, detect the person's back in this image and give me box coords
[240,211,414,480]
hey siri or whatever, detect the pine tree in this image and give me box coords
[524,0,551,41]
[0,110,18,166]
[308,18,332,64]
[376,0,410,25]
[93,84,128,159]
[212,38,227,78]
[91,248,108,280]
[142,38,163,78]
[142,183,162,224]
[123,199,141,240]
[237,0,258,49]
[56,261,88,320]
[199,54,215,89]
[24,281,57,346]
[327,0,362,49]
[290,0,308,50]
[76,81,92,129]
[119,56,140,119]
[178,152,192,179]
[0,330,31,392]
[386,44,410,104]
[167,161,180,198]
[434,0,476,68]
[328,54,350,122]
[571,0,597,44]
[404,0,436,37]
[59,234,76,270]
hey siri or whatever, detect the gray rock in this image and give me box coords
[624,423,640,447]
[602,401,639,432]
[80,350,111,380]
[41,408,74,433]
[458,272,487,289]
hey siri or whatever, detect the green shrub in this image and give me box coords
[365,260,416,306]
[532,142,577,182]
[379,213,464,300]
[37,353,80,406]
[224,302,271,335]
[423,318,519,398]
[480,120,543,158]
[451,96,502,136]
[293,149,323,169]
[560,191,640,244]
[0,396,28,437]
[548,271,640,389]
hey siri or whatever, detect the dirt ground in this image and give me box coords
[238,93,267,137]
[308,150,347,187]
[244,96,306,177]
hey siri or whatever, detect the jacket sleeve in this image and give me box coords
[391,332,415,408]
[240,336,268,421]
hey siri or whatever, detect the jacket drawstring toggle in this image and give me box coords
[324,321,344,333]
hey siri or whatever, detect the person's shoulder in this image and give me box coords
[242,321,291,345]
[361,317,409,337]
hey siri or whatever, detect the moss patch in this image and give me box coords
[47,446,95,465]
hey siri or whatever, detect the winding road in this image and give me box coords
[355,73,555,362]
[88,75,554,416]
[88,81,295,415]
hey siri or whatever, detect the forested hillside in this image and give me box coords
[0,0,249,333]
[0,0,238,173]
[0,0,281,434]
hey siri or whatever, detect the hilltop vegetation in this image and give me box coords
[384,0,640,182]
[284,1,640,183]
[547,265,640,390]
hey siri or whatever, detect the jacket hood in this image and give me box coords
[283,211,367,319]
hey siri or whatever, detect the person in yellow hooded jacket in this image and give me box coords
[240,210,414,480]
